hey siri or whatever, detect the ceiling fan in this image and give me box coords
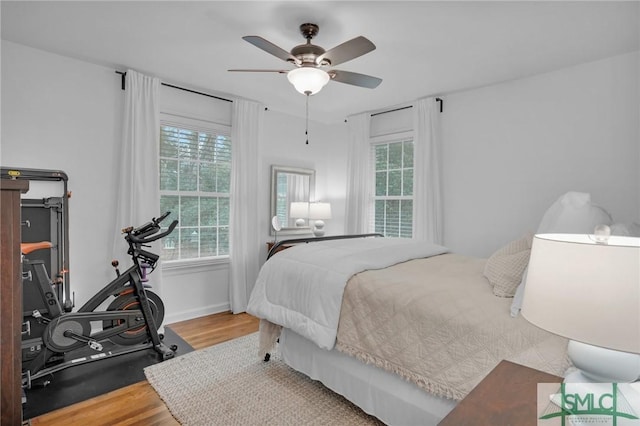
[229,23,382,96]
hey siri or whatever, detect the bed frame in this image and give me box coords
[267,233,383,260]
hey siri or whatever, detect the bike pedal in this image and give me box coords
[88,341,103,351]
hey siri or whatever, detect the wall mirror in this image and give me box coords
[270,165,315,235]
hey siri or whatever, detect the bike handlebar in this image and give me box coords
[123,211,171,235]
[124,212,178,245]
[127,220,178,244]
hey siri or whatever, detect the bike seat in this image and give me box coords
[21,241,53,255]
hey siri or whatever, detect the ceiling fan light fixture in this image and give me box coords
[287,67,330,95]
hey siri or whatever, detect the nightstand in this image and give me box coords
[266,242,294,255]
[438,360,562,426]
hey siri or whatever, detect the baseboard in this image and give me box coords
[164,302,231,325]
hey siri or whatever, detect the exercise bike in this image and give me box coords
[22,212,178,388]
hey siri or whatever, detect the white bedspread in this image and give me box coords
[247,238,448,350]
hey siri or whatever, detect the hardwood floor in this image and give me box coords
[28,312,260,425]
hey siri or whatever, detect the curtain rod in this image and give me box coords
[115,71,233,103]
[370,105,412,117]
[370,98,443,117]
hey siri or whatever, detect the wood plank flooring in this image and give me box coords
[28,312,260,426]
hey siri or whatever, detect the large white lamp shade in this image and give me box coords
[521,233,640,382]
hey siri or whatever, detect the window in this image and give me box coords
[371,138,414,238]
[159,116,231,261]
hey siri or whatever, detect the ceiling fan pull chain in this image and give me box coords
[305,92,310,145]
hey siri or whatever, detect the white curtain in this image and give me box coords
[345,113,372,234]
[286,174,307,204]
[112,69,162,291]
[412,97,443,243]
[229,99,263,313]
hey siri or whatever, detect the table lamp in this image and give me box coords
[289,202,309,227]
[521,232,640,383]
[308,202,332,237]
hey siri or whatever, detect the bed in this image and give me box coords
[246,191,637,424]
[247,235,570,425]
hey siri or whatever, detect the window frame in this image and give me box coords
[369,130,415,238]
[159,112,232,266]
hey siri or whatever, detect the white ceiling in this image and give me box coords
[2,1,638,123]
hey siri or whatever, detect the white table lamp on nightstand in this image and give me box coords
[521,232,640,383]
[308,202,332,237]
[290,202,309,227]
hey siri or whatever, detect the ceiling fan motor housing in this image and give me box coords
[290,23,330,66]
[290,43,327,65]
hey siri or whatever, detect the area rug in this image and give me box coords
[144,332,383,425]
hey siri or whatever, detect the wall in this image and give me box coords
[3,40,638,321]
[1,40,123,310]
[156,84,233,322]
[259,109,347,260]
[164,106,349,319]
[0,40,347,324]
[440,51,639,257]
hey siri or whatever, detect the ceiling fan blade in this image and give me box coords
[228,69,288,73]
[317,36,376,67]
[328,70,382,89]
[242,36,301,65]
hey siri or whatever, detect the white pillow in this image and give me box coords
[510,191,613,317]
[536,191,612,234]
[484,233,533,297]
[611,223,631,236]
[611,222,640,237]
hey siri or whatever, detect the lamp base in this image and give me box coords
[313,220,325,237]
[564,370,603,384]
[566,340,640,383]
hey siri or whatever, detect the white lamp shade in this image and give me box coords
[521,233,640,354]
[287,67,330,95]
[308,202,332,220]
[290,202,309,218]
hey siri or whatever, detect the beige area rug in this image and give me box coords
[144,333,384,425]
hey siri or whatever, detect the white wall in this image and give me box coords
[3,40,638,321]
[440,51,639,257]
[259,109,347,260]
[157,85,233,323]
[0,40,348,324]
[164,104,349,319]
[1,40,123,308]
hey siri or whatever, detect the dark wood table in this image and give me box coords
[439,360,563,426]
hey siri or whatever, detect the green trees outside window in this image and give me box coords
[159,123,231,260]
[373,139,414,238]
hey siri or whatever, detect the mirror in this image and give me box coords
[270,165,315,235]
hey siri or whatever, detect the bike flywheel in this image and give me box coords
[102,290,165,346]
